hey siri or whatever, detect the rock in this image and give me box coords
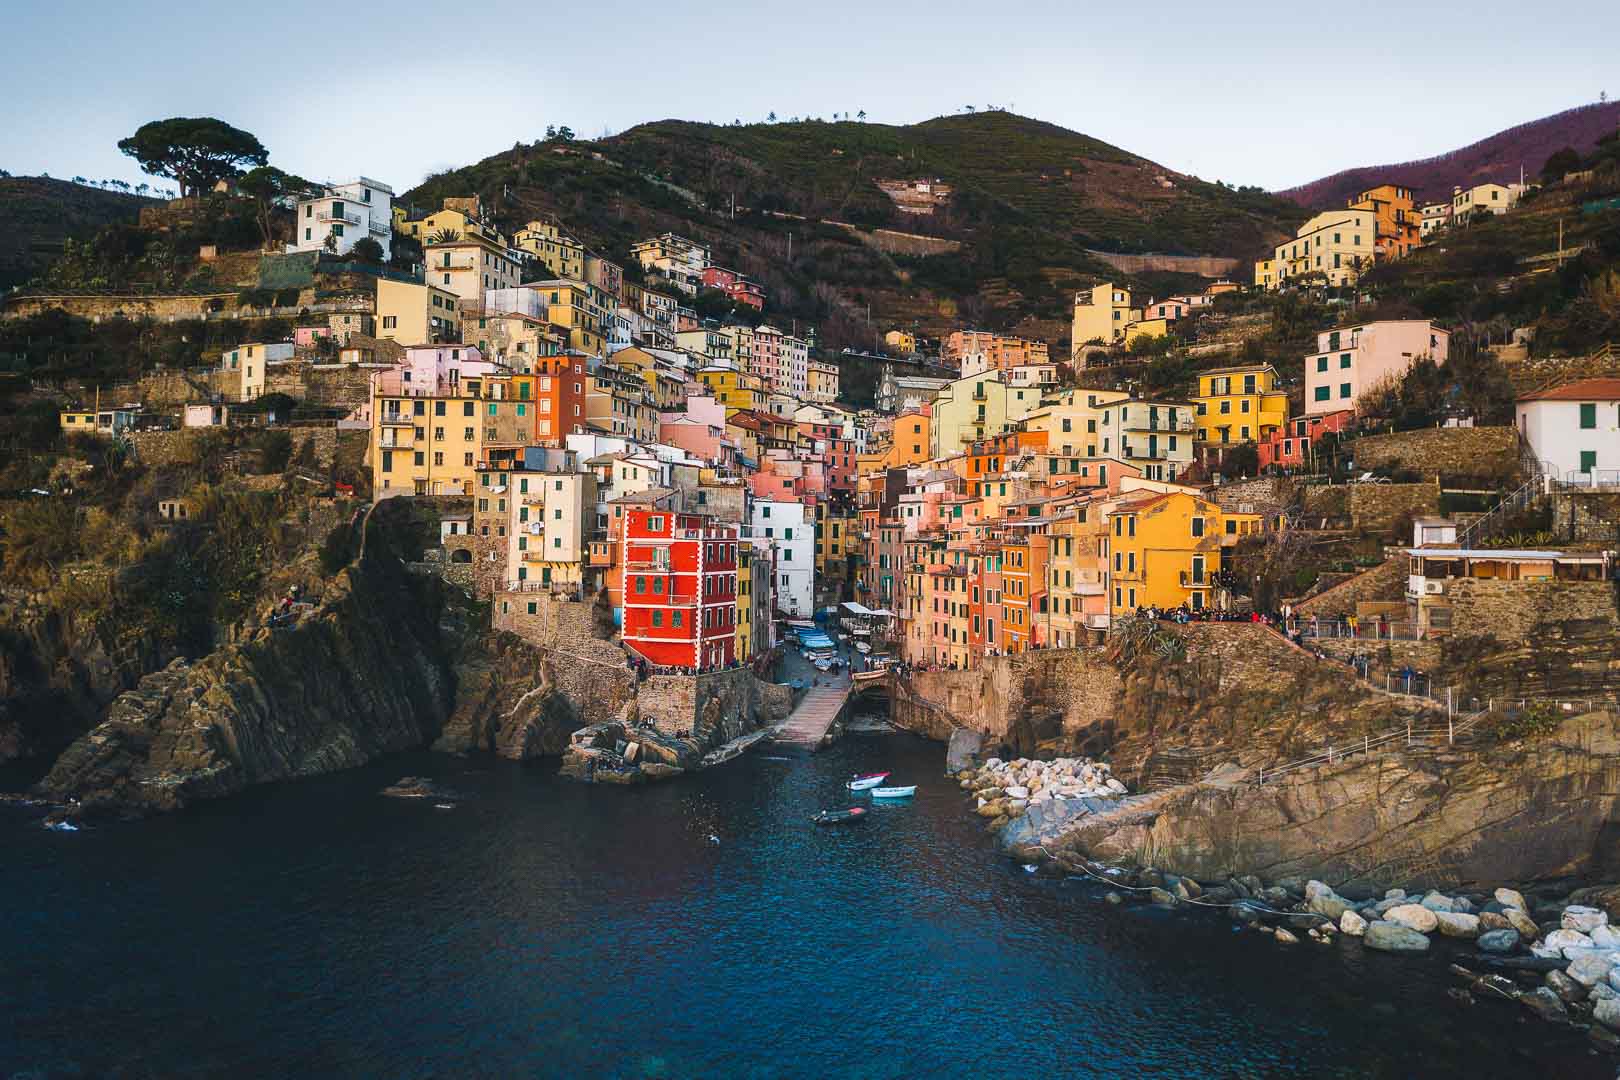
[1477,929,1522,954]
[1565,950,1617,987]
[1004,785,1030,800]
[1543,928,1594,953]
[1340,909,1368,937]
[1589,1023,1620,1051]
[1149,887,1177,906]
[1274,928,1299,945]
[1309,890,1350,921]
[1105,891,1123,905]
[1609,966,1620,994]
[1384,903,1439,934]
[1594,995,1620,1032]
[1452,896,1475,914]
[1531,943,1565,960]
[1546,969,1587,1002]
[1371,897,1407,916]
[1171,878,1192,901]
[1180,877,1202,899]
[1385,888,1407,900]
[1504,907,1540,941]
[1420,891,1456,912]
[1260,886,1292,907]
[1520,986,1569,1024]
[1364,921,1431,954]
[1495,887,1528,911]
[1239,875,1264,896]
[1562,905,1609,933]
[1201,885,1235,905]
[1477,911,1511,933]
[1105,778,1127,794]
[1227,877,1252,899]
[1435,911,1480,938]
[1591,924,1620,950]
[1593,980,1620,1000]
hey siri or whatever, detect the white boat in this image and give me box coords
[847,771,890,790]
[870,785,916,798]
[855,641,871,653]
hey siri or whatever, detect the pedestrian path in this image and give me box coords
[775,686,851,749]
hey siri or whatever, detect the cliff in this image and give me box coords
[40,558,457,819]
[434,631,609,760]
[1047,711,1620,894]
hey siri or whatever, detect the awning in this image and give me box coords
[840,601,875,615]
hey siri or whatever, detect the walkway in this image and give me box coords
[775,685,851,750]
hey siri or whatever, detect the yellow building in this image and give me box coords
[1253,258,1277,289]
[1106,490,1263,614]
[698,367,767,412]
[884,329,917,355]
[737,543,756,663]
[929,371,1040,457]
[807,359,840,404]
[1266,210,1377,289]
[816,503,859,580]
[1193,364,1289,446]
[1071,283,1139,353]
[377,278,463,346]
[373,380,503,498]
[530,279,607,357]
[586,362,657,442]
[1021,389,1128,456]
[1123,317,1172,348]
[514,219,585,281]
[503,469,596,588]
[427,230,521,304]
[467,312,562,370]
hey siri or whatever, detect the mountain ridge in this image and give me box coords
[1278,101,1620,209]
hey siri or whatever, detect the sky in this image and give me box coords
[6,0,1617,197]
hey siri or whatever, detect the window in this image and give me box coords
[1339,383,1352,399]
[1581,403,1597,429]
[652,610,663,627]
[1314,386,1330,402]
[1316,357,1328,373]
[1581,450,1598,473]
[1191,517,1204,537]
[1340,354,1352,369]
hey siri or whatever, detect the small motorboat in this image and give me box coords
[847,772,890,790]
[855,641,871,653]
[870,785,916,799]
[812,807,867,825]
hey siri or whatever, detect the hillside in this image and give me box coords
[1279,101,1620,210]
[403,111,1304,348]
[0,176,157,291]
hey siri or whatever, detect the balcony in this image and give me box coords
[318,208,363,227]
[1125,416,1197,434]
[379,415,414,427]
[369,218,390,236]
[1178,571,1210,587]
[625,558,672,572]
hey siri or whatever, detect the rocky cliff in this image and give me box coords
[433,631,599,760]
[39,558,457,819]
[1044,712,1620,894]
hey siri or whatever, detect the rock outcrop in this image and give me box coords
[39,559,457,819]
[433,632,590,760]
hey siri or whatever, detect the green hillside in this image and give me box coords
[403,111,1305,349]
[0,176,157,291]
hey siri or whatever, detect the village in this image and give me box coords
[27,168,1620,692]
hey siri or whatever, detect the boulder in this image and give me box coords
[1434,911,1480,939]
[1384,888,1407,900]
[1149,887,1177,906]
[1566,950,1617,988]
[1592,924,1620,950]
[1384,904,1439,934]
[1274,928,1299,945]
[1420,891,1456,912]
[1546,969,1587,1003]
[1495,887,1528,911]
[1477,929,1521,954]
[1595,995,1620,1033]
[1004,785,1030,800]
[1543,928,1594,953]
[1520,986,1569,1024]
[1227,877,1252,899]
[1364,921,1431,954]
[1504,907,1540,941]
[1309,891,1351,921]
[1105,891,1123,905]
[1477,911,1512,933]
[1593,981,1620,1000]
[1261,886,1292,907]
[1340,909,1368,937]
[1563,905,1609,933]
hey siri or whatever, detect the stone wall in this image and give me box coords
[1084,250,1240,278]
[1446,578,1619,645]
[1312,636,1443,674]
[492,592,600,649]
[1208,477,1291,515]
[1295,557,1406,617]
[1348,481,1441,533]
[1553,492,1620,544]
[1351,427,1521,483]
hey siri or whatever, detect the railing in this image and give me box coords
[1455,459,1553,549]
[319,208,363,226]
[1178,571,1208,587]
[1303,618,1427,642]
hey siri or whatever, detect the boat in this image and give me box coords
[851,670,888,685]
[855,641,871,653]
[870,785,917,799]
[846,771,890,790]
[812,807,868,825]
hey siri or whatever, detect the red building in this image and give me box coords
[531,352,589,446]
[1258,410,1354,471]
[701,266,766,311]
[619,508,738,670]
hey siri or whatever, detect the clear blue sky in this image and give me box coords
[6,0,1615,195]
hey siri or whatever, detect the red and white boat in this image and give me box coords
[846,771,890,791]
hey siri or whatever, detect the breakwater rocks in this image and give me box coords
[959,756,1128,831]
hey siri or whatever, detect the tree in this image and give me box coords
[857,110,866,121]
[767,112,777,123]
[556,125,575,141]
[238,165,315,249]
[1541,146,1583,182]
[349,236,384,264]
[117,117,268,197]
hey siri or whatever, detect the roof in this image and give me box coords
[1405,548,1563,560]
[1199,363,1277,377]
[1518,378,1620,403]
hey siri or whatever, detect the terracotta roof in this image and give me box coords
[1518,378,1620,402]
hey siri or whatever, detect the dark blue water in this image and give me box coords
[4,734,1607,1078]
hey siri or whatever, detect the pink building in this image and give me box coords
[701,266,766,311]
[1305,321,1449,416]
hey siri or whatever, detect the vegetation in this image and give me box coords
[117,117,268,198]
[238,166,315,249]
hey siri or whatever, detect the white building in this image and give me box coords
[288,179,393,258]
[220,341,294,402]
[1452,182,1526,223]
[1093,398,1196,482]
[1517,378,1620,485]
[748,498,813,617]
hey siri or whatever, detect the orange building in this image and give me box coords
[1348,183,1421,260]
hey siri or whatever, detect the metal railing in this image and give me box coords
[1302,618,1428,642]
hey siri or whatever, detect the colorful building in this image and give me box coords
[1304,320,1450,416]
[1257,410,1354,471]
[619,508,738,670]
[1106,490,1262,614]
[1193,364,1289,447]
